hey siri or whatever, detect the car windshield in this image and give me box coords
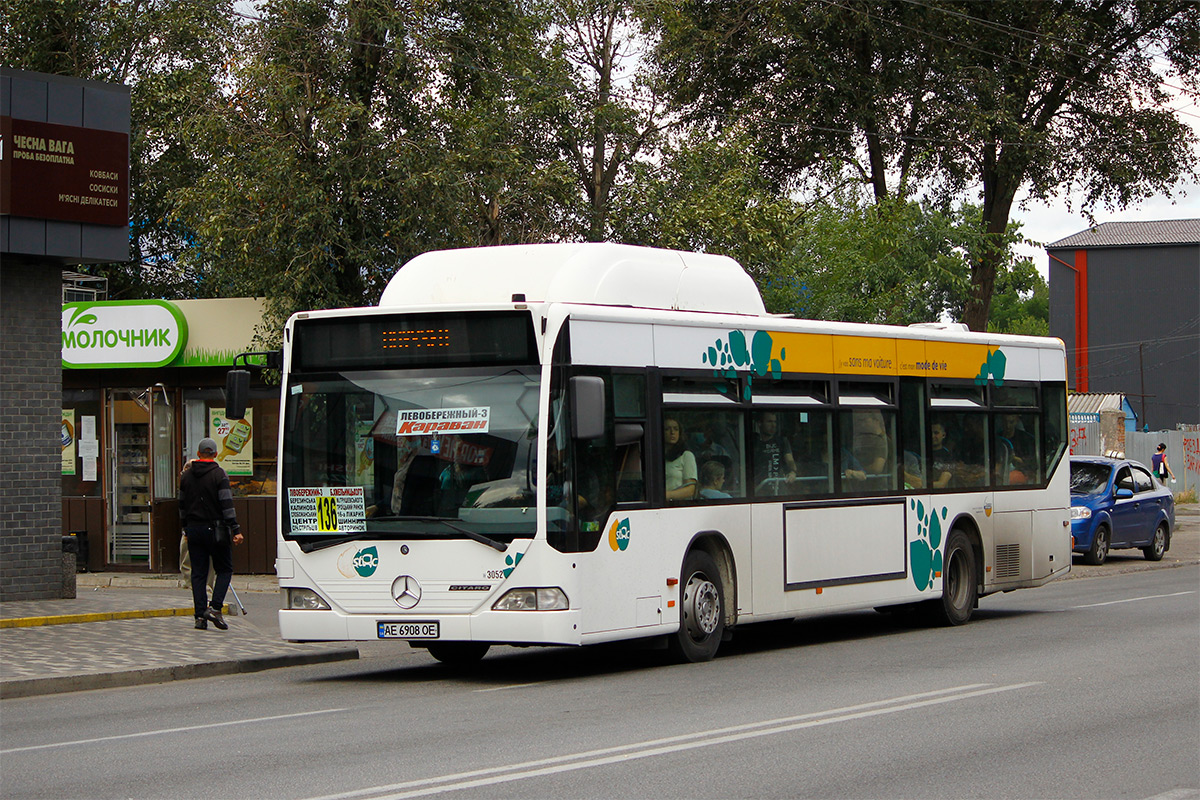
[281,366,542,547]
[1070,462,1111,495]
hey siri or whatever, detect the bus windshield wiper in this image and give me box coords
[364,516,509,552]
[299,532,373,553]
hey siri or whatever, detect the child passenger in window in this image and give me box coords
[698,460,731,499]
[663,417,697,501]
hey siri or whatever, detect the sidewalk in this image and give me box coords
[0,574,357,700]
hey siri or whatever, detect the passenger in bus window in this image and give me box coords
[955,415,988,486]
[690,413,741,492]
[930,420,954,489]
[753,411,797,490]
[698,460,731,500]
[998,414,1037,483]
[663,417,698,501]
[902,450,924,489]
[851,409,889,474]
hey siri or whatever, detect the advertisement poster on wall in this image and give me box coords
[62,409,76,475]
[209,408,254,476]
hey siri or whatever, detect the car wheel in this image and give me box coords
[924,529,977,626]
[668,549,725,663]
[1084,525,1109,566]
[1142,523,1167,562]
[426,642,490,665]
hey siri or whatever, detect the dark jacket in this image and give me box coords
[179,460,240,533]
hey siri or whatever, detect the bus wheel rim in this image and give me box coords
[684,573,720,640]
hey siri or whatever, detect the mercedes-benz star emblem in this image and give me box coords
[391,575,422,609]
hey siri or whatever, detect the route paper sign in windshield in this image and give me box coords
[395,407,490,436]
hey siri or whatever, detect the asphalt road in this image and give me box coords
[2,562,1196,800]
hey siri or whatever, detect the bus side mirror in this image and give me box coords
[225,370,251,420]
[570,376,606,440]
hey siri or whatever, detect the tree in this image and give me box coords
[988,259,1049,337]
[1,0,236,299]
[549,0,670,241]
[652,1,1200,330]
[610,128,803,289]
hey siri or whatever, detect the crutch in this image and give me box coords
[229,585,248,615]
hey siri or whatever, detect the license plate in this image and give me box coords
[377,621,439,639]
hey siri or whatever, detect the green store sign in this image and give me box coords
[62,300,188,369]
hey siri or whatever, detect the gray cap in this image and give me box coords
[197,438,219,456]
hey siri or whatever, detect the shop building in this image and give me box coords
[62,296,279,574]
[3,67,131,600]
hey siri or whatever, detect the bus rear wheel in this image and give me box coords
[925,529,977,626]
[426,642,490,665]
[669,550,725,663]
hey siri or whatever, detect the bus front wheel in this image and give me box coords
[926,529,977,626]
[669,550,725,663]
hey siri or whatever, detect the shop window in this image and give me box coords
[184,388,279,497]
[62,390,102,497]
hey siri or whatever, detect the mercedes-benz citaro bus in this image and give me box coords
[265,243,1070,664]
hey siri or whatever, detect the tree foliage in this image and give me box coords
[652,0,1200,329]
[5,0,1196,337]
[1,0,236,299]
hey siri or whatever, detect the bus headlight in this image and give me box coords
[287,588,331,610]
[493,588,569,611]
[1070,507,1092,520]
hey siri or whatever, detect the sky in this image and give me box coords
[1012,180,1199,279]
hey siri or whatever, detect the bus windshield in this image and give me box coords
[281,366,542,548]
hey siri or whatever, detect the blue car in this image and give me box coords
[1070,456,1174,565]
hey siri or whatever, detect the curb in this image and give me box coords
[1,604,236,629]
[0,648,360,700]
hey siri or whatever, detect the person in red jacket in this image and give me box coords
[179,438,243,630]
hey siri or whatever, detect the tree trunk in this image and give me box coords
[964,165,1018,332]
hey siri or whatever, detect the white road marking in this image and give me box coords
[1142,789,1200,800]
[0,707,351,754]
[1073,590,1195,608]
[472,682,541,693]
[308,682,1040,800]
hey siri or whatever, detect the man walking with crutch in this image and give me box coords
[179,438,243,630]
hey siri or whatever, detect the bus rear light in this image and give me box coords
[286,588,330,610]
[493,588,569,611]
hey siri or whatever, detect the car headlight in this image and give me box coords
[286,588,330,610]
[492,588,569,611]
[1070,506,1092,520]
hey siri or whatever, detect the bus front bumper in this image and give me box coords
[279,607,581,646]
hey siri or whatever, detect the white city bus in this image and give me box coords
[270,243,1070,663]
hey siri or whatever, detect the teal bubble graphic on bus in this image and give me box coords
[702,329,785,399]
[910,500,946,591]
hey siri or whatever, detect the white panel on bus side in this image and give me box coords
[1039,346,1068,381]
[995,343,1041,382]
[570,320,655,367]
[783,501,907,588]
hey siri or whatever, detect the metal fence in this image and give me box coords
[1067,420,1101,457]
[1127,430,1199,500]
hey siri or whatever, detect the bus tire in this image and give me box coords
[426,642,490,665]
[1084,524,1109,566]
[926,529,977,626]
[669,549,725,663]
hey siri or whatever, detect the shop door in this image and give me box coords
[109,394,151,566]
[149,387,180,572]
